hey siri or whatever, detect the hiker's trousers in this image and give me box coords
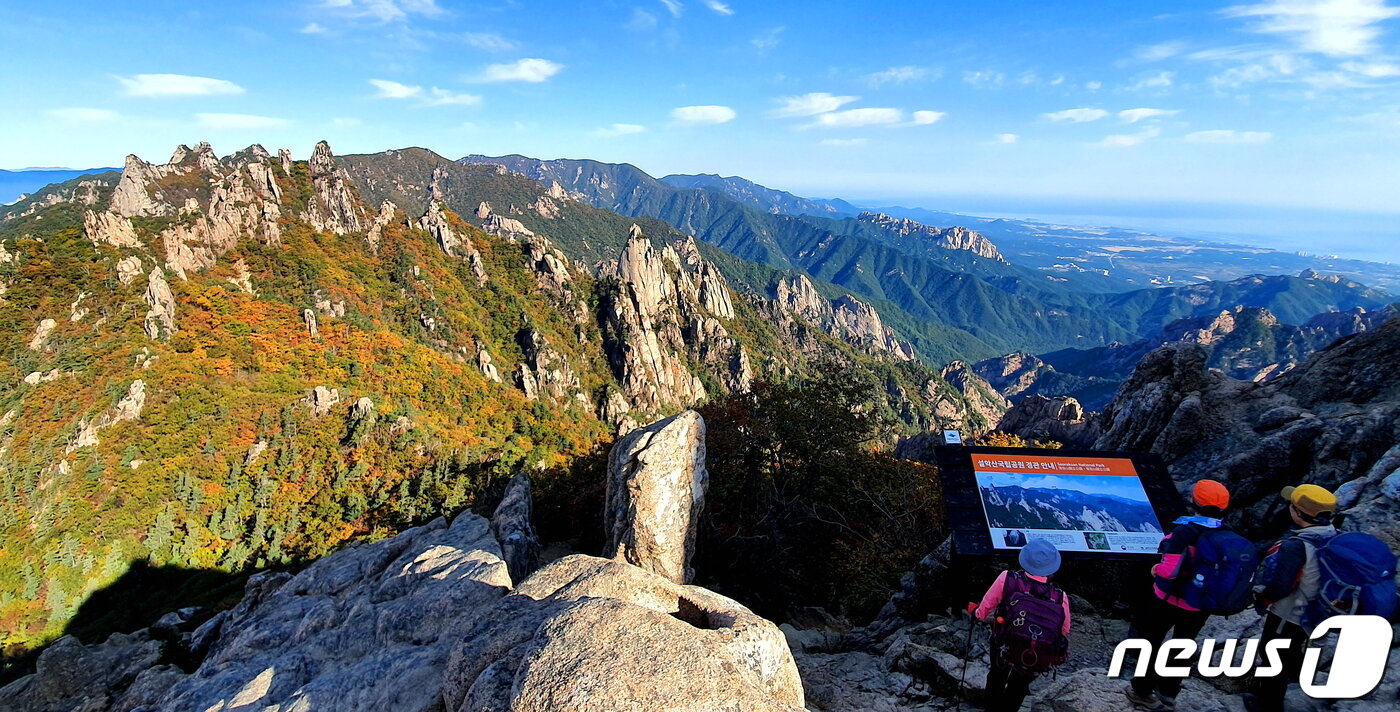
[1129,594,1210,700]
[984,655,1036,712]
[1250,612,1309,712]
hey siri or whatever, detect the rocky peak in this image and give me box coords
[305,140,366,235]
[998,394,1101,447]
[775,274,832,323]
[971,352,1051,399]
[832,296,916,360]
[857,211,1006,262]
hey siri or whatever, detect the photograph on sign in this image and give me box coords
[972,453,1164,554]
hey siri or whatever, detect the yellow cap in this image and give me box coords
[1281,484,1337,519]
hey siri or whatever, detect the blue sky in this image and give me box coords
[977,472,1152,503]
[3,1,1399,258]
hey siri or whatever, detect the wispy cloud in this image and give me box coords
[1096,126,1160,147]
[320,0,444,23]
[1119,107,1180,122]
[593,123,647,137]
[118,74,245,97]
[995,133,1020,144]
[425,88,481,106]
[820,138,868,146]
[627,8,659,31]
[702,0,734,15]
[195,113,288,129]
[866,65,931,86]
[963,70,1007,87]
[369,79,479,105]
[769,92,858,118]
[369,78,422,98]
[474,58,564,83]
[1341,60,1400,76]
[1043,108,1109,122]
[659,0,683,17]
[1128,71,1175,90]
[462,32,518,52]
[1135,40,1188,61]
[671,105,736,125]
[301,22,329,34]
[1085,80,1103,91]
[808,107,903,128]
[1223,0,1400,56]
[911,110,945,125]
[46,108,119,123]
[752,26,784,51]
[1185,129,1273,143]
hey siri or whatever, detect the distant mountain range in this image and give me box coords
[980,484,1162,533]
[1,167,119,205]
[461,153,1394,359]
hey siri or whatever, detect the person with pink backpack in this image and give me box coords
[972,539,1071,712]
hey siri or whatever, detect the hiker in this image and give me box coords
[972,539,1070,712]
[1126,479,1257,711]
[1244,484,1400,712]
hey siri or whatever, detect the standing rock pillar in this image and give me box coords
[603,410,708,584]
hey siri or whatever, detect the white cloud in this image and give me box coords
[321,0,443,23]
[627,8,659,31]
[1096,127,1161,147]
[1086,80,1103,91]
[593,123,647,137]
[659,0,683,17]
[462,32,517,52]
[301,22,329,34]
[1223,0,1400,56]
[1135,40,1188,61]
[911,110,945,125]
[995,133,1020,144]
[769,92,858,118]
[118,74,245,97]
[866,65,929,86]
[964,70,1006,87]
[425,88,481,106]
[1342,60,1400,76]
[46,108,118,123]
[702,0,733,15]
[671,105,737,125]
[752,26,784,51]
[808,107,904,128]
[1129,71,1176,90]
[1119,107,1180,122]
[474,58,564,83]
[1185,129,1273,143]
[369,78,422,98]
[820,138,868,146]
[195,113,289,129]
[1043,108,1109,122]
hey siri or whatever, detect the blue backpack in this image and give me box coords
[1302,532,1399,629]
[1183,527,1259,615]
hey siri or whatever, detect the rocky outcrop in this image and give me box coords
[305,141,366,235]
[603,410,708,584]
[306,386,341,417]
[857,212,1006,262]
[490,472,541,582]
[66,380,146,452]
[114,256,144,286]
[774,275,915,361]
[27,318,56,351]
[365,199,398,252]
[142,269,176,340]
[971,352,1054,399]
[476,348,502,383]
[0,631,166,712]
[474,201,534,238]
[599,226,708,412]
[998,394,1101,447]
[83,210,141,249]
[420,201,488,285]
[441,554,804,712]
[303,308,319,338]
[939,362,1010,427]
[515,327,582,404]
[1094,315,1400,536]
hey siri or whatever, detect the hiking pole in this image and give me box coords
[955,602,977,712]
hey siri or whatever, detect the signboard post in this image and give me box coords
[935,445,1183,561]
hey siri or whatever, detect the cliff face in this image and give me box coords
[856,211,1006,262]
[1092,315,1400,538]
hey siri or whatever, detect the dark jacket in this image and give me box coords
[1254,523,1337,625]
